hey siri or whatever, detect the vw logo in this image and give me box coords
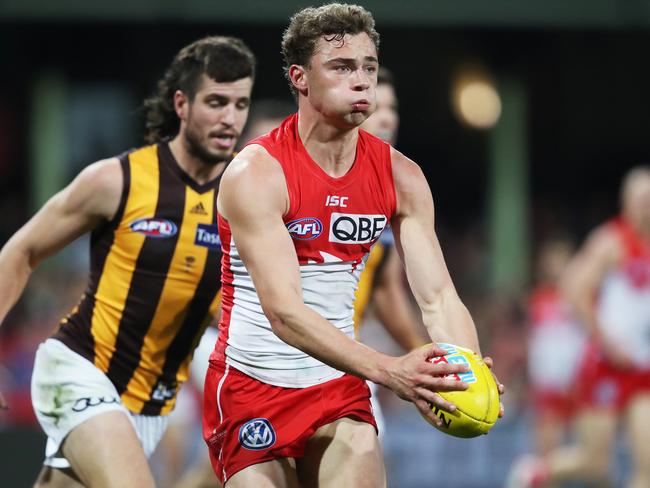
[238,418,276,450]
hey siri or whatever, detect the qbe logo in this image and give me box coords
[286,217,323,240]
[329,213,387,244]
[238,418,276,450]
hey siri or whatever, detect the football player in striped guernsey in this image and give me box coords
[0,36,255,487]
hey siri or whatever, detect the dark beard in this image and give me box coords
[185,126,230,166]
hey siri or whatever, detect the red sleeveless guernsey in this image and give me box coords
[597,216,650,366]
[212,113,397,387]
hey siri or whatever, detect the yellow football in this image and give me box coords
[424,343,500,438]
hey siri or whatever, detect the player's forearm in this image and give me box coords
[420,287,481,354]
[267,303,393,385]
[0,239,33,325]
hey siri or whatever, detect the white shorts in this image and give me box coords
[31,339,169,469]
[166,327,218,427]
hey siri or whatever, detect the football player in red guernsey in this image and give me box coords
[508,166,650,488]
[203,4,503,487]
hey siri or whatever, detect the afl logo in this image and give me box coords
[238,418,276,450]
[129,218,178,238]
[286,217,323,241]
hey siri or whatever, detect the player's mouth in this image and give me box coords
[351,100,370,111]
[210,133,237,149]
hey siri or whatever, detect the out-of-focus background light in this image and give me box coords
[452,70,502,129]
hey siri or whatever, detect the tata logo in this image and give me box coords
[286,217,323,240]
[130,218,177,238]
[239,418,276,450]
[329,213,387,244]
[195,224,221,250]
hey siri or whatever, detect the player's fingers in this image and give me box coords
[420,361,469,377]
[499,401,505,418]
[417,389,457,414]
[416,374,468,393]
[483,356,505,395]
[414,398,443,427]
[419,343,449,360]
[414,387,457,413]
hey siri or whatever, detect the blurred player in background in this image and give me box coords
[204,4,502,486]
[238,98,297,148]
[525,239,585,455]
[508,165,650,488]
[356,66,427,436]
[0,36,255,487]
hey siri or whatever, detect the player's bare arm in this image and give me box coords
[0,158,122,325]
[390,148,481,352]
[561,225,633,366]
[218,144,470,423]
[390,148,505,411]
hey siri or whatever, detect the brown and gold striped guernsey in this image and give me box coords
[54,142,223,416]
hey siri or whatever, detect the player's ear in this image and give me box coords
[289,65,308,96]
[174,90,189,122]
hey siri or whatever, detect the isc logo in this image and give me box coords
[286,217,323,240]
[329,213,387,244]
[325,195,348,207]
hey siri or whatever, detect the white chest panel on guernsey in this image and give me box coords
[598,270,650,367]
[224,239,364,387]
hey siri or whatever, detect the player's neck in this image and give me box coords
[297,111,359,178]
[168,137,227,185]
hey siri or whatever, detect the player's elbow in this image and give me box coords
[263,302,302,344]
[0,233,35,272]
[419,285,454,317]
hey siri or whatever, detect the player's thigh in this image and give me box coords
[62,410,155,488]
[34,466,84,488]
[298,417,385,488]
[574,407,618,466]
[225,458,299,488]
[625,393,650,470]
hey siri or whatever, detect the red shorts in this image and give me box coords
[531,387,576,421]
[202,361,377,484]
[577,345,650,412]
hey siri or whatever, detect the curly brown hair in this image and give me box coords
[144,36,256,144]
[281,3,380,96]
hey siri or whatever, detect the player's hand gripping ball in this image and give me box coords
[424,343,499,438]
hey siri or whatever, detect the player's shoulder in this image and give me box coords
[75,157,122,193]
[70,157,124,219]
[219,144,288,217]
[224,144,285,184]
[389,146,422,176]
[389,146,428,194]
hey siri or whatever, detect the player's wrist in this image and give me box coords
[365,351,394,386]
